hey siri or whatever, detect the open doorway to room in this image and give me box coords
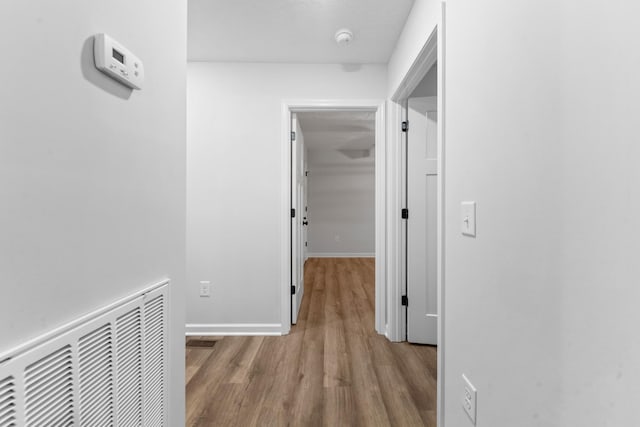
[389,17,445,425]
[291,111,376,325]
[281,101,386,334]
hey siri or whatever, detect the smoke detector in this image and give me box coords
[335,29,354,46]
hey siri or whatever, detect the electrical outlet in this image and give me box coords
[199,281,211,297]
[462,374,477,424]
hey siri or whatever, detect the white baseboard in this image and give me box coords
[185,323,283,336]
[380,323,389,338]
[307,252,375,258]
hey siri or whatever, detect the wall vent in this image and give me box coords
[0,280,168,427]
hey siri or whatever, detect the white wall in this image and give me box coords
[0,2,186,425]
[187,63,386,329]
[443,0,640,426]
[307,151,375,256]
[387,0,440,97]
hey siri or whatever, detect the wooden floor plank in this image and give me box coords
[186,257,437,426]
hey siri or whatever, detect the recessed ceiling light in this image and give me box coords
[335,29,354,46]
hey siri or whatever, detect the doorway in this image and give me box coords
[292,111,377,324]
[389,15,445,426]
[281,101,386,333]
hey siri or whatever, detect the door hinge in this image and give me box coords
[402,121,409,132]
[291,285,296,295]
[305,241,308,247]
[291,208,296,218]
[401,295,408,306]
[402,208,409,219]
[291,131,296,141]
[305,171,309,177]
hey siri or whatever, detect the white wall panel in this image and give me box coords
[187,63,386,326]
[441,0,640,425]
[0,2,186,424]
[306,165,375,256]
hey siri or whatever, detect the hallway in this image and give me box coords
[186,258,437,426]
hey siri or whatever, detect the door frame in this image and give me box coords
[280,99,386,335]
[388,5,446,426]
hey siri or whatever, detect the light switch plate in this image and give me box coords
[461,201,476,237]
[462,374,477,424]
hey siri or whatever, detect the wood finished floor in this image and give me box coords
[186,258,437,427]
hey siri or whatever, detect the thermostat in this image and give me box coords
[94,33,144,90]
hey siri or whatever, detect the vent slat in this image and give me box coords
[24,350,71,383]
[82,398,113,427]
[0,407,16,423]
[118,334,141,348]
[29,384,73,408]
[36,401,74,426]
[146,373,163,389]
[146,311,163,321]
[24,363,72,398]
[24,346,74,427]
[0,393,14,408]
[79,364,113,386]
[116,307,143,426]
[117,347,141,365]
[79,324,110,345]
[118,325,141,340]
[25,388,73,423]
[24,345,70,374]
[83,407,114,424]
[147,398,163,413]
[118,324,141,341]
[79,337,112,362]
[0,404,16,419]
[119,404,142,426]
[83,398,112,420]
[79,347,112,369]
[26,395,74,426]
[0,376,15,426]
[25,379,73,414]
[79,322,115,427]
[0,380,14,392]
[147,411,162,426]
[80,369,112,402]
[26,382,74,414]
[144,295,165,426]
[118,312,141,326]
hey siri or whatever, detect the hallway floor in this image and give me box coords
[186,257,437,426]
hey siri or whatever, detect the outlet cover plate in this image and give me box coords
[199,281,211,297]
[462,374,477,424]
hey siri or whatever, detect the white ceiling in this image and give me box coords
[297,111,375,165]
[188,0,416,63]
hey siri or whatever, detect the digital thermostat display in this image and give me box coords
[112,48,124,64]
[94,33,144,90]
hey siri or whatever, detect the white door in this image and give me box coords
[291,113,305,324]
[406,97,438,344]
